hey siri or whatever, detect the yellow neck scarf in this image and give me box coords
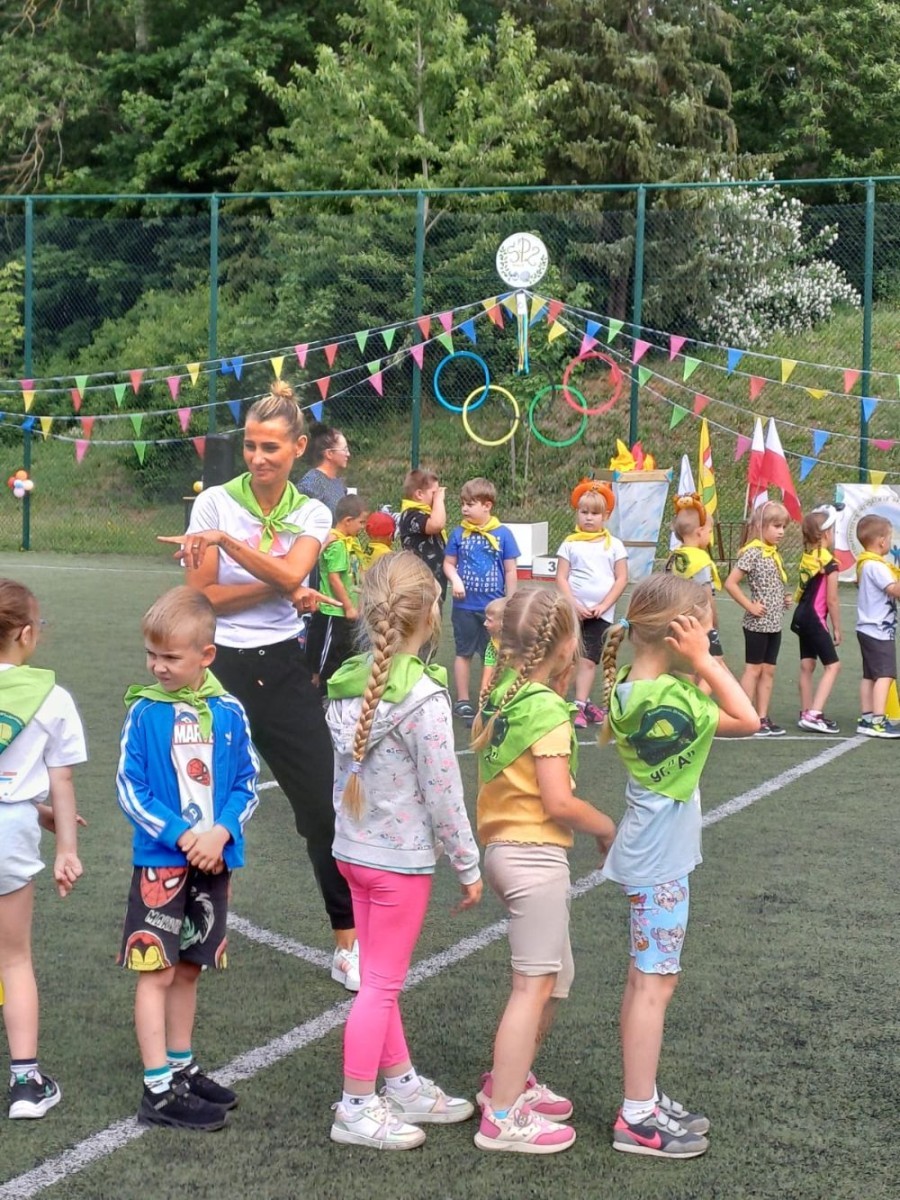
[461,516,501,551]
[669,544,722,590]
[856,550,900,582]
[741,538,787,583]
[400,498,446,542]
[795,547,834,601]
[565,528,612,546]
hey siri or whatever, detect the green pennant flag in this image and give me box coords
[670,404,689,429]
[382,327,396,351]
[130,412,144,437]
[682,357,701,382]
[637,365,652,387]
[75,374,88,398]
[366,359,381,375]
[134,441,147,464]
[355,330,368,354]
[437,332,454,353]
[113,382,127,408]
[606,319,624,343]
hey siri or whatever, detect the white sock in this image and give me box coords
[622,1095,656,1125]
[342,1090,376,1113]
[384,1069,420,1098]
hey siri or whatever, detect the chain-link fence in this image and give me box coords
[0,180,897,560]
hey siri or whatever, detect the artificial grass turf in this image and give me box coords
[0,553,897,1198]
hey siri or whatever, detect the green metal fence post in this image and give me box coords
[859,178,876,483]
[208,195,219,433]
[410,191,427,469]
[21,197,33,551]
[628,186,647,447]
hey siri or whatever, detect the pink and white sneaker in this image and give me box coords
[474,1098,575,1154]
[476,1071,573,1122]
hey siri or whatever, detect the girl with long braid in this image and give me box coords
[325,552,482,1151]
[600,575,758,1160]
[471,586,616,1155]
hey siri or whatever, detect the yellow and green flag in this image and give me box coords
[698,418,718,520]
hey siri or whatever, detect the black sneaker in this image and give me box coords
[8,1073,62,1120]
[137,1079,229,1131]
[174,1062,238,1110]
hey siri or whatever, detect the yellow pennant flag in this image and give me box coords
[804,388,828,401]
[187,362,201,386]
[501,295,518,316]
[698,417,718,519]
[270,355,284,379]
[22,390,35,413]
[39,416,53,440]
[530,295,547,321]
[548,320,566,344]
[781,359,797,384]
[869,469,887,487]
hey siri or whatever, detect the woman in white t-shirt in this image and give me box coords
[163,383,358,990]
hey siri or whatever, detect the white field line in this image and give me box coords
[0,562,179,575]
[225,915,333,969]
[0,734,867,1200]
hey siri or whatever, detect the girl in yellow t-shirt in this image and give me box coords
[470,586,616,1155]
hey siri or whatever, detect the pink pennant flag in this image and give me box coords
[192,437,206,459]
[749,376,766,401]
[438,311,453,334]
[324,344,338,367]
[75,439,90,464]
[843,369,860,394]
[632,339,652,364]
[546,299,564,325]
[734,433,752,462]
[130,369,144,394]
[70,388,82,414]
[368,371,384,396]
[167,376,181,402]
[669,335,687,361]
[177,408,191,433]
[872,438,896,451]
[692,393,710,415]
[411,343,426,368]
[417,316,431,339]
[80,416,95,439]
[315,376,330,400]
[579,333,598,357]
[294,344,309,368]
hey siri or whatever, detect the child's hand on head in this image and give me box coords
[53,851,82,897]
[664,613,714,669]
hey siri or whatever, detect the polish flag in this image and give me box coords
[762,418,802,520]
[747,418,767,511]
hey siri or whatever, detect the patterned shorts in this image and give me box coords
[119,865,230,971]
[623,877,690,975]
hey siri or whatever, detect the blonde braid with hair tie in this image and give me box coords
[342,607,401,818]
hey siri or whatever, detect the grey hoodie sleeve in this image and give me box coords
[399,691,481,885]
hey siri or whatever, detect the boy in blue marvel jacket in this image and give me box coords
[116,587,259,1132]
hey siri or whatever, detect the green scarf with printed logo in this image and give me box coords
[476,668,577,784]
[607,667,718,802]
[327,653,447,703]
[222,473,309,553]
[123,670,225,739]
[0,666,56,754]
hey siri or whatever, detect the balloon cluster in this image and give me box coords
[6,469,34,500]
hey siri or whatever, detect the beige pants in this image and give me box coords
[484,842,574,999]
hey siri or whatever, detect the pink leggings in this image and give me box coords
[338,862,432,1081]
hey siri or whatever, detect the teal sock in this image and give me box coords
[144,1065,173,1095]
[167,1049,193,1073]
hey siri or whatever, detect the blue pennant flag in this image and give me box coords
[220,358,233,376]
[231,356,244,381]
[727,348,744,375]
[528,305,547,327]
[227,400,241,424]
[862,397,878,422]
[812,429,830,456]
[460,319,478,344]
[310,401,324,421]
[799,456,818,482]
[22,416,35,432]
[586,319,602,340]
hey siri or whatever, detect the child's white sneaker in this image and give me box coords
[474,1097,576,1154]
[330,1095,426,1150]
[383,1076,474,1124]
[331,941,360,991]
[476,1070,573,1121]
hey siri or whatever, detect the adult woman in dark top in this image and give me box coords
[166,384,359,991]
[297,424,350,517]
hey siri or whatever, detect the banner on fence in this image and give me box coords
[834,484,900,580]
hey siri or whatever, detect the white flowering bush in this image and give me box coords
[694,178,860,344]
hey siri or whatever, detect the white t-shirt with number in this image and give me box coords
[856,559,898,642]
[187,485,331,649]
[0,664,87,805]
[556,535,628,620]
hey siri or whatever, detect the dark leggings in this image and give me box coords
[213,637,354,930]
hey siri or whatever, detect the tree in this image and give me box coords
[729,0,900,182]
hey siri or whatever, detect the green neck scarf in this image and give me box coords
[476,668,577,784]
[0,666,56,754]
[223,473,309,553]
[327,653,447,703]
[124,670,225,739]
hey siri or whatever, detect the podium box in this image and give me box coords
[506,522,549,579]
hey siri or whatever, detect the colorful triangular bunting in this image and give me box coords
[324,344,338,367]
[177,408,191,433]
[436,332,453,353]
[227,400,241,424]
[130,413,144,437]
[693,394,710,415]
[355,331,368,354]
[294,345,308,368]
[799,456,818,482]
[749,376,766,401]
[780,358,797,384]
[606,319,624,344]
[130,369,144,394]
[187,362,201,386]
[669,335,687,361]
[368,371,384,396]
[682,356,701,382]
[460,319,477,344]
[315,377,330,400]
[548,321,566,344]
[843,368,860,394]
[862,397,879,422]
[113,383,127,408]
[637,366,652,387]
[167,376,181,401]
[669,404,689,429]
[39,416,52,441]
[812,429,830,456]
[734,433,752,461]
[270,355,284,379]
[870,470,887,487]
[75,439,89,464]
[382,327,397,351]
[632,339,652,365]
[134,441,147,465]
[192,437,206,459]
[726,349,743,375]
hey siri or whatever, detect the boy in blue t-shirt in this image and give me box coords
[443,477,519,724]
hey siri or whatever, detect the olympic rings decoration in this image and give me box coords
[432,351,490,413]
[528,385,589,448]
[561,351,624,416]
[462,385,520,446]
